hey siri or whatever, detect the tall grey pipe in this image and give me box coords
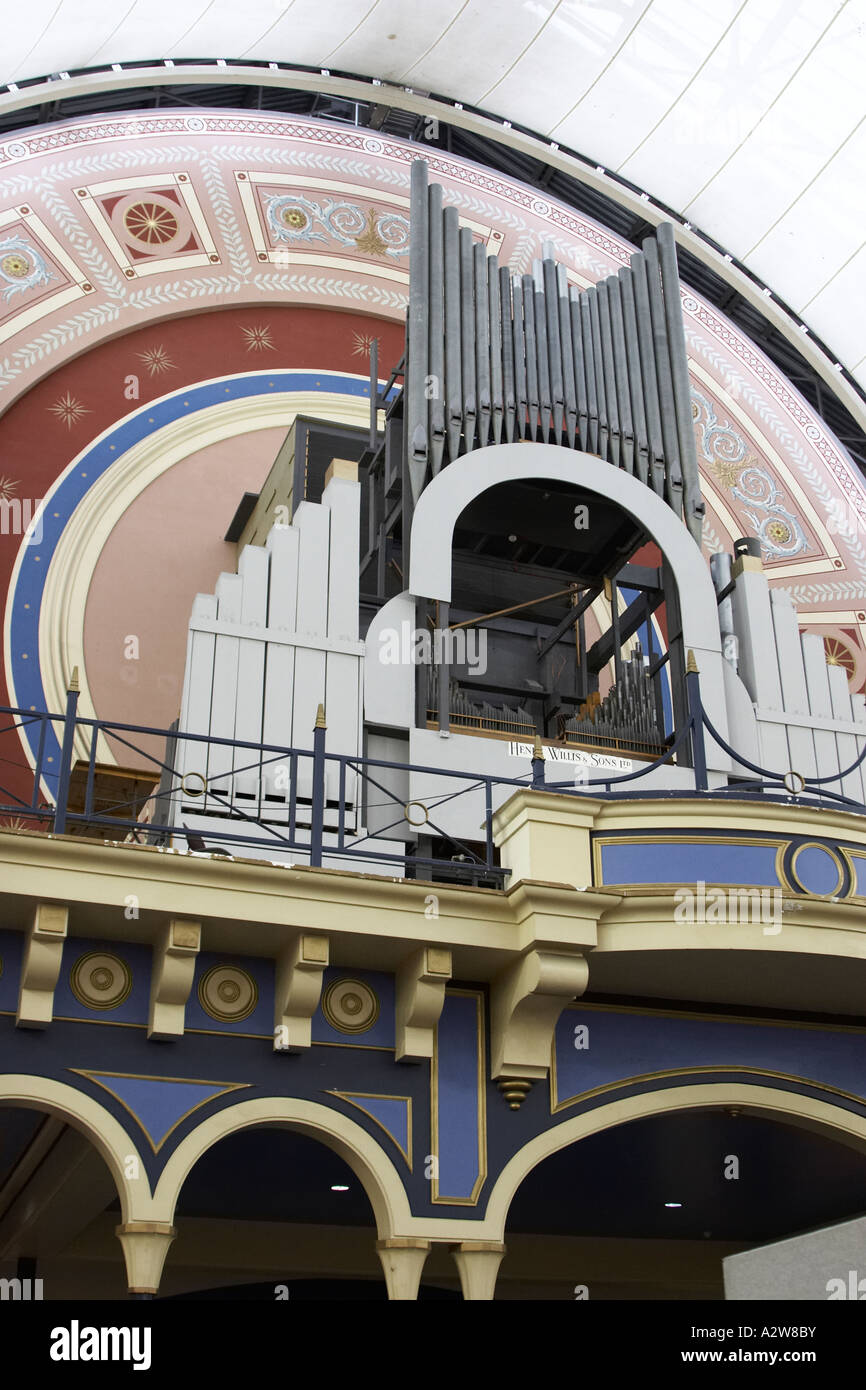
[588,286,611,465]
[460,226,477,451]
[569,290,588,449]
[488,256,505,445]
[443,204,463,462]
[607,275,634,476]
[474,241,492,447]
[500,266,517,442]
[522,273,540,439]
[642,236,683,514]
[427,180,446,477]
[630,251,666,495]
[557,265,578,448]
[534,281,552,439]
[579,292,599,454]
[543,255,565,441]
[512,274,528,439]
[406,158,429,502]
[656,222,704,547]
[618,267,649,486]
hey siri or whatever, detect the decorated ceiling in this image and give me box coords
[0,110,864,788]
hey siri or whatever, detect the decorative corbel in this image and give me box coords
[148,918,201,1040]
[490,948,589,1105]
[274,934,329,1052]
[396,946,452,1061]
[17,903,68,1029]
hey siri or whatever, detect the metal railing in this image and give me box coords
[0,661,864,884]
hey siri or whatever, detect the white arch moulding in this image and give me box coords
[408,443,731,756]
[0,1073,150,1223]
[484,1081,866,1243]
[152,1095,415,1239]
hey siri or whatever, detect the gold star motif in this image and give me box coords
[241,324,276,352]
[137,345,176,375]
[352,332,381,359]
[48,392,90,429]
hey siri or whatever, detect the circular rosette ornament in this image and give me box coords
[70,951,133,1011]
[266,194,325,244]
[321,978,380,1034]
[0,234,54,301]
[198,964,259,1023]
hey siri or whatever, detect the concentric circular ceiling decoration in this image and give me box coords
[0,112,863,797]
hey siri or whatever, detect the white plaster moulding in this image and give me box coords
[5,385,370,772]
[0,66,861,435]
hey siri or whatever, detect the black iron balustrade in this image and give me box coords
[0,657,864,883]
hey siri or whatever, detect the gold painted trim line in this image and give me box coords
[550,1063,866,1115]
[591,832,788,887]
[431,987,488,1207]
[326,1091,413,1169]
[68,1069,251,1152]
[787,841,846,899]
[842,847,866,899]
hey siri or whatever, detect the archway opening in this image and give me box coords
[436,473,674,749]
[498,1108,866,1300]
[0,1102,125,1300]
[165,1126,458,1301]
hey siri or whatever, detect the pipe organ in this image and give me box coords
[404,158,705,546]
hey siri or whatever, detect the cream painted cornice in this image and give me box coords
[497,787,866,848]
[0,829,591,976]
[594,888,866,954]
[591,795,866,845]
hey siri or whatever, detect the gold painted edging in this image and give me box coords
[431,986,487,1207]
[550,1063,866,1115]
[326,1090,413,1169]
[788,841,846,899]
[68,1068,251,1152]
[591,832,786,888]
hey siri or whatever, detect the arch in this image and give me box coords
[152,1096,414,1239]
[485,1082,866,1241]
[407,444,729,749]
[0,1074,149,1223]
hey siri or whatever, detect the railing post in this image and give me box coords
[685,650,708,792]
[531,733,547,790]
[309,704,326,868]
[53,667,80,834]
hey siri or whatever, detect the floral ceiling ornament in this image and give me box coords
[691,388,808,558]
[265,193,409,259]
[734,465,808,559]
[691,388,752,489]
[0,233,55,301]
